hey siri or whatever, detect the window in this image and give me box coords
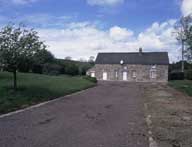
[124,66,127,70]
[150,70,156,79]
[150,65,157,79]
[132,71,136,78]
[91,72,95,78]
[151,65,156,69]
[115,71,118,78]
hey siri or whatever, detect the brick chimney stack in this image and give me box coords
[139,47,143,55]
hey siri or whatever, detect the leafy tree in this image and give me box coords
[65,56,72,60]
[31,49,55,74]
[33,49,55,64]
[17,58,32,73]
[174,15,192,71]
[32,64,43,74]
[65,63,79,76]
[43,63,62,75]
[78,62,93,75]
[88,56,95,65]
[0,24,46,90]
[185,25,192,61]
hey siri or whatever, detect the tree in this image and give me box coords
[185,25,192,61]
[42,63,62,75]
[0,24,46,90]
[65,63,79,76]
[88,56,95,65]
[65,56,72,60]
[33,49,55,64]
[31,49,55,74]
[174,15,192,71]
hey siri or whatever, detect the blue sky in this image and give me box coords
[0,0,192,61]
[0,0,181,30]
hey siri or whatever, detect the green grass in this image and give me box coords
[0,72,96,114]
[169,80,192,96]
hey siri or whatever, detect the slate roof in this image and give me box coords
[95,52,169,65]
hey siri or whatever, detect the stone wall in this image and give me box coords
[87,64,168,82]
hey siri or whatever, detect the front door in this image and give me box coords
[103,72,107,80]
[91,72,95,78]
[123,72,127,81]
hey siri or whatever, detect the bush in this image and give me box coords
[169,71,184,80]
[83,76,97,83]
[32,64,43,74]
[65,63,79,76]
[185,70,192,80]
[18,61,31,73]
[43,63,62,75]
[79,65,92,75]
[2,65,13,72]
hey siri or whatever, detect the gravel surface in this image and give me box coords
[0,82,148,147]
[143,83,192,147]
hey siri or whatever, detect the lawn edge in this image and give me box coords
[168,80,192,97]
[0,85,96,119]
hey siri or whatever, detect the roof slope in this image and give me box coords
[95,52,169,65]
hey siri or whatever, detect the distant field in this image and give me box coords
[169,80,192,96]
[0,72,96,114]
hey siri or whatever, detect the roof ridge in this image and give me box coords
[98,52,168,54]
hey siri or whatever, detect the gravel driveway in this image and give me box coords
[0,82,148,147]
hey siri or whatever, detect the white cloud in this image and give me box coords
[109,26,134,41]
[37,20,179,62]
[87,0,124,6]
[0,0,39,5]
[0,14,179,62]
[181,0,192,16]
[12,0,37,4]
[0,13,73,28]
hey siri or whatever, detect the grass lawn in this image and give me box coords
[169,80,192,96]
[0,72,96,114]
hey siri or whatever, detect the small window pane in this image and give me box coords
[150,71,156,79]
[115,71,118,78]
[132,71,136,78]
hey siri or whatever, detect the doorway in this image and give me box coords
[123,72,128,81]
[103,72,108,80]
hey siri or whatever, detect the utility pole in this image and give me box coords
[181,39,185,72]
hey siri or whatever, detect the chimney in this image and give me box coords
[139,47,143,55]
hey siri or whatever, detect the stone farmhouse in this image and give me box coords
[87,48,169,82]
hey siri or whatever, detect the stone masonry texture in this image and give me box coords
[87,64,168,82]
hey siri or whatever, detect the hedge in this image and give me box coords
[169,71,184,80]
[83,76,97,83]
[185,70,192,80]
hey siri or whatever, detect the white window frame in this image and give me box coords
[115,71,118,78]
[132,70,136,78]
[150,65,157,79]
[150,70,157,79]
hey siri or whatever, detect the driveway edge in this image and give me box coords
[146,115,158,147]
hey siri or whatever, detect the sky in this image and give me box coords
[0,0,192,62]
